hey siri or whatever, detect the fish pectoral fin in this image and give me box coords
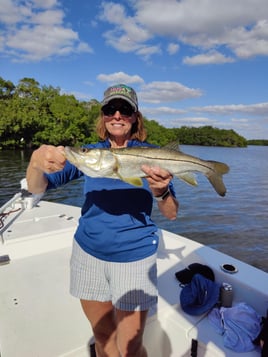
[175,173,198,186]
[117,173,143,187]
[113,159,143,186]
[124,177,143,186]
[123,177,143,186]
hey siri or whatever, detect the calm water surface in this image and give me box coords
[1,146,268,273]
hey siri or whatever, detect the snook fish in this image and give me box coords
[64,146,230,196]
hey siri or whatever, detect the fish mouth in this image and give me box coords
[64,146,76,161]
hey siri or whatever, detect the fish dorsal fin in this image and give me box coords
[162,140,180,151]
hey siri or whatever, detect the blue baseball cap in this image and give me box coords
[180,274,220,315]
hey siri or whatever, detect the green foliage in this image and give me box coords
[247,139,268,146]
[0,76,15,99]
[0,76,248,149]
[144,119,178,146]
[0,77,101,149]
[144,124,247,148]
[174,126,247,147]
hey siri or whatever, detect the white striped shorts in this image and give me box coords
[70,239,158,311]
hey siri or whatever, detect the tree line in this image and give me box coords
[0,76,248,150]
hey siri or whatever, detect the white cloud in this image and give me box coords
[228,20,268,58]
[100,2,151,42]
[167,43,179,55]
[192,102,268,116]
[136,45,161,58]
[0,0,93,61]
[0,0,28,24]
[139,81,203,103]
[142,106,186,116]
[97,72,145,85]
[33,0,59,8]
[100,2,156,58]
[99,0,268,61]
[103,30,141,53]
[183,50,235,65]
[0,35,4,51]
[30,9,64,25]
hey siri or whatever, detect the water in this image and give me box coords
[1,146,268,273]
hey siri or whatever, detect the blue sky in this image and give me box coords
[1,0,268,139]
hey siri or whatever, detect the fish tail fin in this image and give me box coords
[207,161,230,197]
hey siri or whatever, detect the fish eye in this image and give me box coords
[79,148,101,165]
[80,148,89,154]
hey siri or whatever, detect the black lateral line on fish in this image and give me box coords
[114,152,219,173]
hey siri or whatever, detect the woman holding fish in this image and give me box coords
[26,84,179,357]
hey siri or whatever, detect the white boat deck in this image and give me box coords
[0,198,267,356]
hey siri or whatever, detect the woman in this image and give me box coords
[26,84,179,357]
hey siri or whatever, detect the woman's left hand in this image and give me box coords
[141,164,178,220]
[141,164,173,198]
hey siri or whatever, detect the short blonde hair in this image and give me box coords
[96,111,147,142]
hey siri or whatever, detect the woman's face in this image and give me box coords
[102,99,137,140]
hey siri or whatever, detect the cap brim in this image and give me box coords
[175,268,194,285]
[188,263,215,282]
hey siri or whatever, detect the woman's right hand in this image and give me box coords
[30,145,66,174]
[26,145,66,194]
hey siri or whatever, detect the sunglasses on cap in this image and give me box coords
[102,103,135,117]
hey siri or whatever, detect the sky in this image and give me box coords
[1,0,268,140]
